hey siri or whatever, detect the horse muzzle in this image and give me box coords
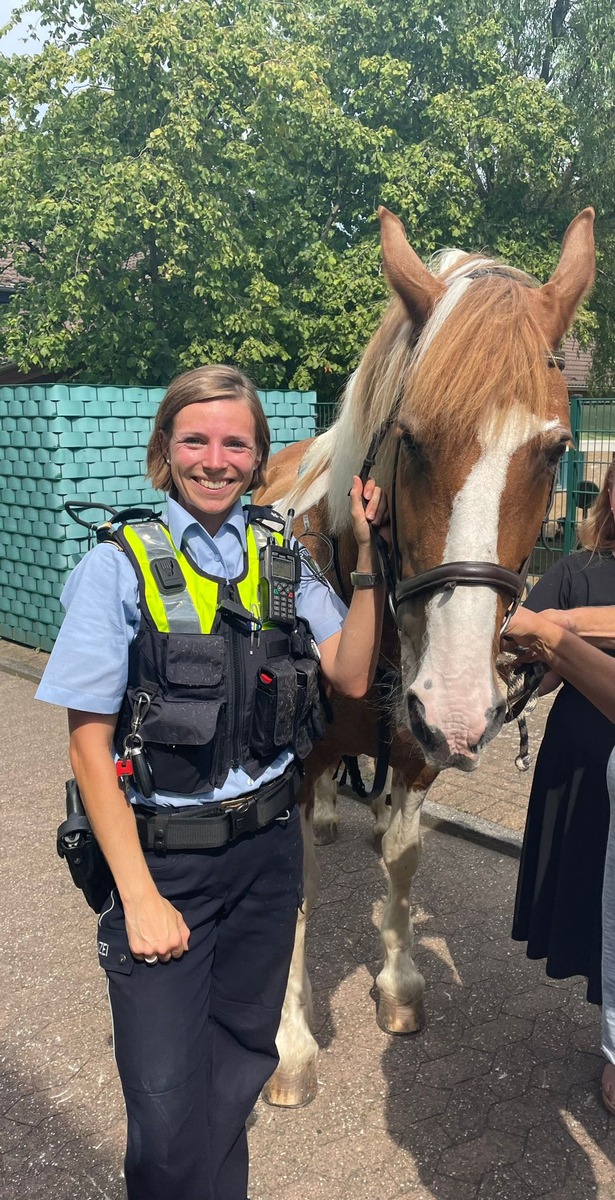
[405,691,506,770]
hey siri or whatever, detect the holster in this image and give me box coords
[56,780,115,913]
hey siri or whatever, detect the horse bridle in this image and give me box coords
[359,349,565,635]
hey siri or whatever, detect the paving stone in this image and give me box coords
[437,1129,524,1183]
[459,977,507,1026]
[488,1086,558,1134]
[530,1050,604,1096]
[439,1075,498,1143]
[418,1009,473,1062]
[526,1009,581,1062]
[390,1115,453,1184]
[0,1115,35,1154]
[427,1173,478,1199]
[540,1183,602,1200]
[416,1046,494,1089]
[461,1013,534,1053]
[385,1083,451,1131]
[566,1083,611,1145]
[512,1118,573,1193]
[478,1162,541,1199]
[479,1041,546,1102]
[502,982,575,1020]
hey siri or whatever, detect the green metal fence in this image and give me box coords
[315,399,340,433]
[528,397,615,581]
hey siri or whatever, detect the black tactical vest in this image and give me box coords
[112,511,323,796]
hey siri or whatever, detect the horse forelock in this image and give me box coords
[400,255,553,448]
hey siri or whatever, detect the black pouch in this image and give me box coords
[57,780,115,913]
[250,661,297,759]
[293,658,324,760]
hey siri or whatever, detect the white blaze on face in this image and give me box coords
[403,411,558,758]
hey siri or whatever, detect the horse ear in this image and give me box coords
[531,208,595,348]
[378,207,445,326]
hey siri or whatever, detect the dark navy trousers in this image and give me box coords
[97,805,303,1200]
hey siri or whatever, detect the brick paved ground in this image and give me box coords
[1,660,614,1199]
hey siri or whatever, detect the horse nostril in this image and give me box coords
[474,698,507,752]
[406,692,425,725]
[407,693,440,753]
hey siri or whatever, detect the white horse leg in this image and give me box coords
[312,762,338,845]
[371,765,393,841]
[263,804,320,1107]
[375,775,427,1034]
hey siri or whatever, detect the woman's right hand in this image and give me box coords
[123,888,191,964]
[68,712,191,966]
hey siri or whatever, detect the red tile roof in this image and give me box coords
[0,258,23,289]
[562,335,593,393]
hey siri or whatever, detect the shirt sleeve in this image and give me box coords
[35,543,140,713]
[294,545,348,645]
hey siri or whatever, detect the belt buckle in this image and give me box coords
[222,798,258,839]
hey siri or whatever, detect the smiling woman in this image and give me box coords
[35,361,390,1200]
[147,364,270,491]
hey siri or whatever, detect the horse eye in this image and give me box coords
[399,427,419,453]
[545,441,568,468]
[398,427,430,475]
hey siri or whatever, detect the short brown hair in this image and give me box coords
[146,365,270,492]
[578,457,615,554]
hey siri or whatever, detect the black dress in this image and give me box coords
[512,550,615,1004]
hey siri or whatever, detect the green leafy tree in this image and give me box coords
[0,0,613,397]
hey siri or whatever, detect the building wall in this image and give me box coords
[0,384,316,650]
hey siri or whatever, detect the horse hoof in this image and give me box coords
[376,990,425,1035]
[262,1062,318,1108]
[313,820,338,846]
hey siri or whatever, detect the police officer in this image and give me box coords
[37,365,388,1200]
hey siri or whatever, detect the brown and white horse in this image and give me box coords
[257,206,595,1107]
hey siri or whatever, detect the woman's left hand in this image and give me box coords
[349,476,390,548]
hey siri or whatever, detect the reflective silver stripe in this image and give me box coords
[131,522,202,633]
[252,522,284,552]
[251,523,270,553]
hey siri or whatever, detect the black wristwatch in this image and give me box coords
[350,570,383,589]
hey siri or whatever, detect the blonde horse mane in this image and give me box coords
[283,249,552,532]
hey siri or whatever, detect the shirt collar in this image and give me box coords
[166,496,248,552]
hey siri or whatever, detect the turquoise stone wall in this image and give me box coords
[0,384,316,650]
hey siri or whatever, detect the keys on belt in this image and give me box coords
[219,797,259,838]
[134,768,298,852]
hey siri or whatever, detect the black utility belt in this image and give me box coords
[134,765,300,853]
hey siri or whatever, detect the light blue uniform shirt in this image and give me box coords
[36,498,347,807]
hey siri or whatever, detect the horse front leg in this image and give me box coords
[312,761,339,845]
[371,765,393,842]
[263,802,320,1108]
[375,766,436,1034]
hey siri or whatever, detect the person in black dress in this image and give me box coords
[512,460,615,1003]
